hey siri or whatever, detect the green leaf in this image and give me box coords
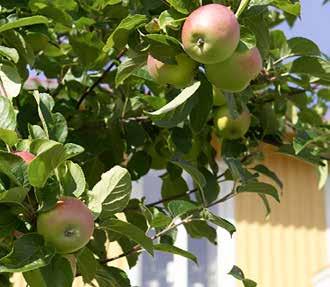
[243,14,270,58]
[58,161,86,197]
[224,157,254,182]
[236,0,252,18]
[252,164,283,188]
[168,200,199,217]
[151,95,198,128]
[100,218,153,255]
[279,144,324,166]
[0,16,48,33]
[103,14,148,52]
[115,53,147,87]
[243,278,257,287]
[25,255,73,287]
[189,76,213,133]
[171,126,192,154]
[166,0,200,14]
[198,168,220,204]
[0,151,29,187]
[33,92,68,143]
[228,264,257,285]
[0,206,21,238]
[28,124,47,140]
[150,211,172,228]
[201,209,236,236]
[154,243,198,264]
[184,220,217,244]
[147,81,201,116]
[171,159,206,193]
[0,96,16,130]
[23,269,47,287]
[127,151,151,180]
[171,160,206,192]
[63,143,85,160]
[88,166,132,219]
[0,187,27,204]
[291,56,330,82]
[161,174,189,206]
[240,26,257,49]
[0,46,19,63]
[95,265,131,287]
[237,182,280,202]
[0,234,55,273]
[0,128,18,146]
[159,9,185,32]
[0,63,21,99]
[229,265,245,280]
[70,32,105,68]
[146,34,183,64]
[273,0,300,16]
[77,248,97,283]
[288,37,320,56]
[28,143,67,187]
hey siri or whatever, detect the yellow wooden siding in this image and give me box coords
[235,146,328,287]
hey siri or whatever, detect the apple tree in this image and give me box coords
[0,0,329,286]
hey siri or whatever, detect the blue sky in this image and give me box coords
[279,0,330,55]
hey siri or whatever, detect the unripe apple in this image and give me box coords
[214,106,251,140]
[181,4,240,64]
[13,151,35,164]
[213,86,226,106]
[37,197,94,254]
[147,53,197,88]
[206,46,262,92]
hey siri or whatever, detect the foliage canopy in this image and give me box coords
[0,0,329,286]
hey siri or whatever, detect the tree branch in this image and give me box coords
[76,48,127,109]
[144,171,226,208]
[103,185,237,265]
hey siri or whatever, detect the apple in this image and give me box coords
[13,151,35,164]
[37,197,94,254]
[214,106,251,140]
[206,45,263,92]
[181,4,240,64]
[147,53,197,88]
[213,86,226,106]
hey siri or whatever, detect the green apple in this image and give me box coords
[147,53,197,88]
[13,151,35,164]
[37,197,94,254]
[206,45,262,92]
[181,4,240,64]
[213,86,226,106]
[214,106,251,139]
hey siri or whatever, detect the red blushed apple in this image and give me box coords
[206,46,263,92]
[13,151,35,164]
[181,4,240,64]
[147,53,197,88]
[37,197,94,254]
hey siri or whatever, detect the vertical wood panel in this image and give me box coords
[235,145,328,287]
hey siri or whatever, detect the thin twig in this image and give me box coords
[76,48,127,109]
[101,216,193,264]
[144,171,227,208]
[103,186,237,264]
